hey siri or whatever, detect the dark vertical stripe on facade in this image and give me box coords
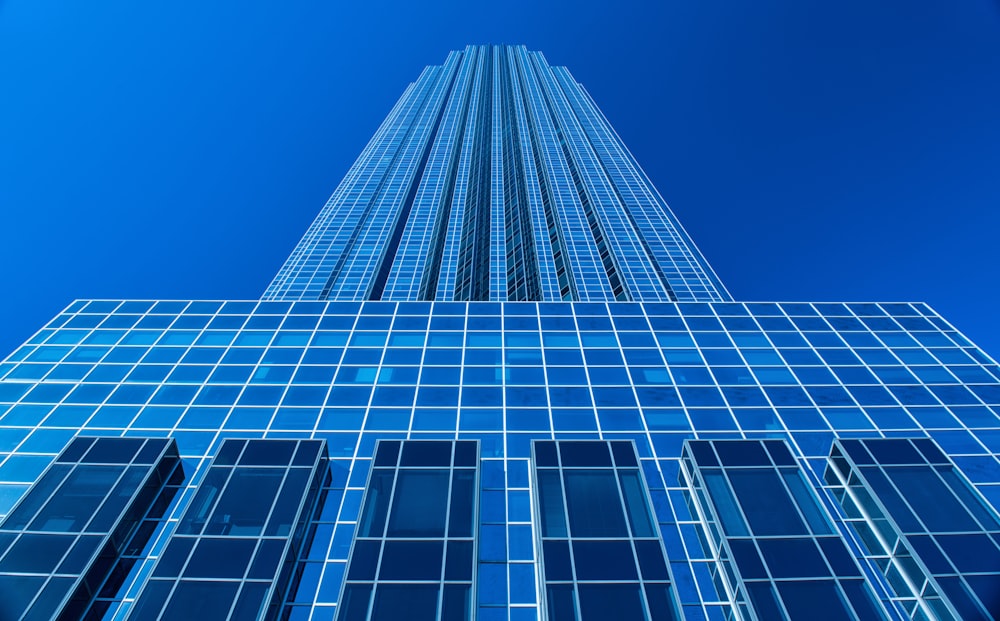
[454,46,494,301]
[317,66,446,300]
[528,54,631,302]
[498,47,542,301]
[418,48,480,301]
[367,55,464,301]
[553,74,677,301]
[511,51,578,300]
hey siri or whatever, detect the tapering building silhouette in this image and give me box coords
[0,45,998,621]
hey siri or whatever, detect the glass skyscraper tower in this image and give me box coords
[0,45,998,621]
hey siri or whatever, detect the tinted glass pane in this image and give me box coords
[445,540,473,581]
[714,441,769,466]
[634,540,669,580]
[578,584,644,621]
[866,440,923,465]
[56,437,95,463]
[535,441,558,467]
[781,470,833,534]
[448,470,475,537]
[231,582,269,621]
[560,442,612,467]
[0,533,73,573]
[537,470,568,537]
[746,583,784,621]
[265,468,311,536]
[386,471,449,537]
[564,471,627,537]
[610,442,638,467]
[2,464,72,529]
[177,467,232,535]
[759,538,830,578]
[885,466,979,532]
[160,581,240,621]
[86,466,147,533]
[453,441,477,467]
[30,466,123,532]
[358,470,394,537]
[573,540,638,580]
[727,469,807,536]
[205,468,284,536]
[728,539,766,579]
[183,537,256,579]
[379,540,443,580]
[83,437,144,464]
[702,471,748,536]
[840,580,889,621]
[338,584,373,621]
[777,580,852,621]
[619,471,656,537]
[375,441,400,466]
[400,441,452,466]
[248,538,286,579]
[24,576,74,621]
[0,576,46,620]
[129,580,173,621]
[57,534,101,574]
[441,584,470,621]
[372,584,438,621]
[153,537,195,577]
[644,584,679,621]
[543,540,573,581]
[547,584,577,621]
[239,440,296,465]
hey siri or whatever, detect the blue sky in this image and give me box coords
[1,0,998,356]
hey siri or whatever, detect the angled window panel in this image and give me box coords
[0,436,183,621]
[128,438,328,621]
[337,440,479,621]
[826,437,1000,621]
[533,440,682,621]
[681,439,890,621]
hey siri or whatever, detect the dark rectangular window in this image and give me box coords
[0,436,182,621]
[338,440,479,621]
[130,439,327,621]
[533,440,680,621]
[826,438,1000,620]
[683,439,888,621]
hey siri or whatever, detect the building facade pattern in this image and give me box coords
[264,46,728,304]
[0,46,999,621]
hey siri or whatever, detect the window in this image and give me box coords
[533,440,680,621]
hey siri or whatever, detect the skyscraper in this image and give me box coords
[0,44,998,620]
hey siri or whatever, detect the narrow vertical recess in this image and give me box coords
[527,54,631,302]
[454,46,494,301]
[497,46,542,301]
[317,64,448,301]
[418,48,480,300]
[510,49,578,300]
[368,53,464,300]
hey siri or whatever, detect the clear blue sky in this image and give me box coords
[1,0,998,356]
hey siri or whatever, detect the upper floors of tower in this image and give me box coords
[264,45,730,304]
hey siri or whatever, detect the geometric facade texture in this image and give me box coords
[1,45,998,621]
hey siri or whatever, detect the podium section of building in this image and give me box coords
[1,299,999,619]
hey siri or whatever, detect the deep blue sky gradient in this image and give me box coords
[1,0,999,356]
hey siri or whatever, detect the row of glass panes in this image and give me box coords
[57,299,945,318]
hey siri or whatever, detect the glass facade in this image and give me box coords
[826,438,1000,620]
[339,440,478,621]
[264,45,729,304]
[1,45,1000,620]
[682,439,886,621]
[0,436,181,620]
[129,438,329,620]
